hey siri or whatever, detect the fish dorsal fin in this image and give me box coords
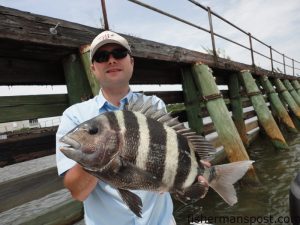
[126,94,216,159]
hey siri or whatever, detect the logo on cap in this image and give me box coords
[100,33,114,41]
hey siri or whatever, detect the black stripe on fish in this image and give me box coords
[174,133,192,190]
[146,117,166,181]
[123,111,140,163]
[105,111,121,132]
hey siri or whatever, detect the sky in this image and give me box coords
[0,0,300,95]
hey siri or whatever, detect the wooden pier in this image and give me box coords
[1,5,300,224]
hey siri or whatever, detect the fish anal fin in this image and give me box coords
[118,189,143,218]
[174,181,209,203]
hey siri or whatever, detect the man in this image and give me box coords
[56,30,176,225]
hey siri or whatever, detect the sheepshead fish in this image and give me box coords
[60,95,253,217]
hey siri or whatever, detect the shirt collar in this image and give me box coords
[96,88,133,111]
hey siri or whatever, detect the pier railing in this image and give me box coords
[127,0,300,76]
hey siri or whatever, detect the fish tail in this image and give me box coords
[204,160,254,206]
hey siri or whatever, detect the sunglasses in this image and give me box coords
[92,48,129,63]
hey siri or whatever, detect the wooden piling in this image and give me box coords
[290,113,300,131]
[228,73,249,146]
[62,54,93,105]
[291,80,300,96]
[79,45,100,96]
[240,71,289,150]
[273,78,300,118]
[181,67,204,134]
[192,63,258,183]
[259,76,297,133]
[283,79,300,106]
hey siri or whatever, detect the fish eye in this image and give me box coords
[89,127,98,135]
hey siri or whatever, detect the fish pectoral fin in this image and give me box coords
[117,157,162,188]
[118,189,142,218]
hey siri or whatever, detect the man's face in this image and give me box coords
[90,43,134,89]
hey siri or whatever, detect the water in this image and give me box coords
[173,131,300,225]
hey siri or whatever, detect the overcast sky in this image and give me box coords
[1,0,300,95]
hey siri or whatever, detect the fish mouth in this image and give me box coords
[59,135,81,150]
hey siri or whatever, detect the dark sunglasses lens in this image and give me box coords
[93,51,110,63]
[93,49,128,63]
[111,49,128,59]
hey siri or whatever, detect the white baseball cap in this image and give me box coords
[90,30,131,61]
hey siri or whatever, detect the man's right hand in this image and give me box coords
[64,163,98,201]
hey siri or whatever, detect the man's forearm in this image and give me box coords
[64,163,98,201]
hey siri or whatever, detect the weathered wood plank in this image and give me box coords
[0,6,99,49]
[0,57,65,85]
[0,167,63,213]
[0,155,56,183]
[0,94,69,123]
[144,91,184,104]
[244,110,257,120]
[0,189,83,225]
[0,129,56,166]
[246,120,259,132]
[0,5,298,81]
[248,128,260,144]
[0,39,76,61]
[132,58,182,84]
[203,122,215,135]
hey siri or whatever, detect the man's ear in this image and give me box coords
[130,57,134,66]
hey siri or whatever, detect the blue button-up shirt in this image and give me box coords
[56,90,174,225]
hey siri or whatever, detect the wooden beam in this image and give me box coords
[1,5,299,80]
[0,6,99,48]
[0,94,69,123]
[144,91,184,104]
[244,110,257,120]
[0,167,63,213]
[283,79,300,106]
[246,120,259,132]
[62,54,93,105]
[0,57,64,85]
[132,58,182,84]
[273,78,300,118]
[291,80,300,96]
[240,71,289,150]
[228,73,249,146]
[192,63,258,184]
[181,67,204,134]
[0,189,83,225]
[79,45,100,96]
[259,76,297,133]
[0,129,56,166]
